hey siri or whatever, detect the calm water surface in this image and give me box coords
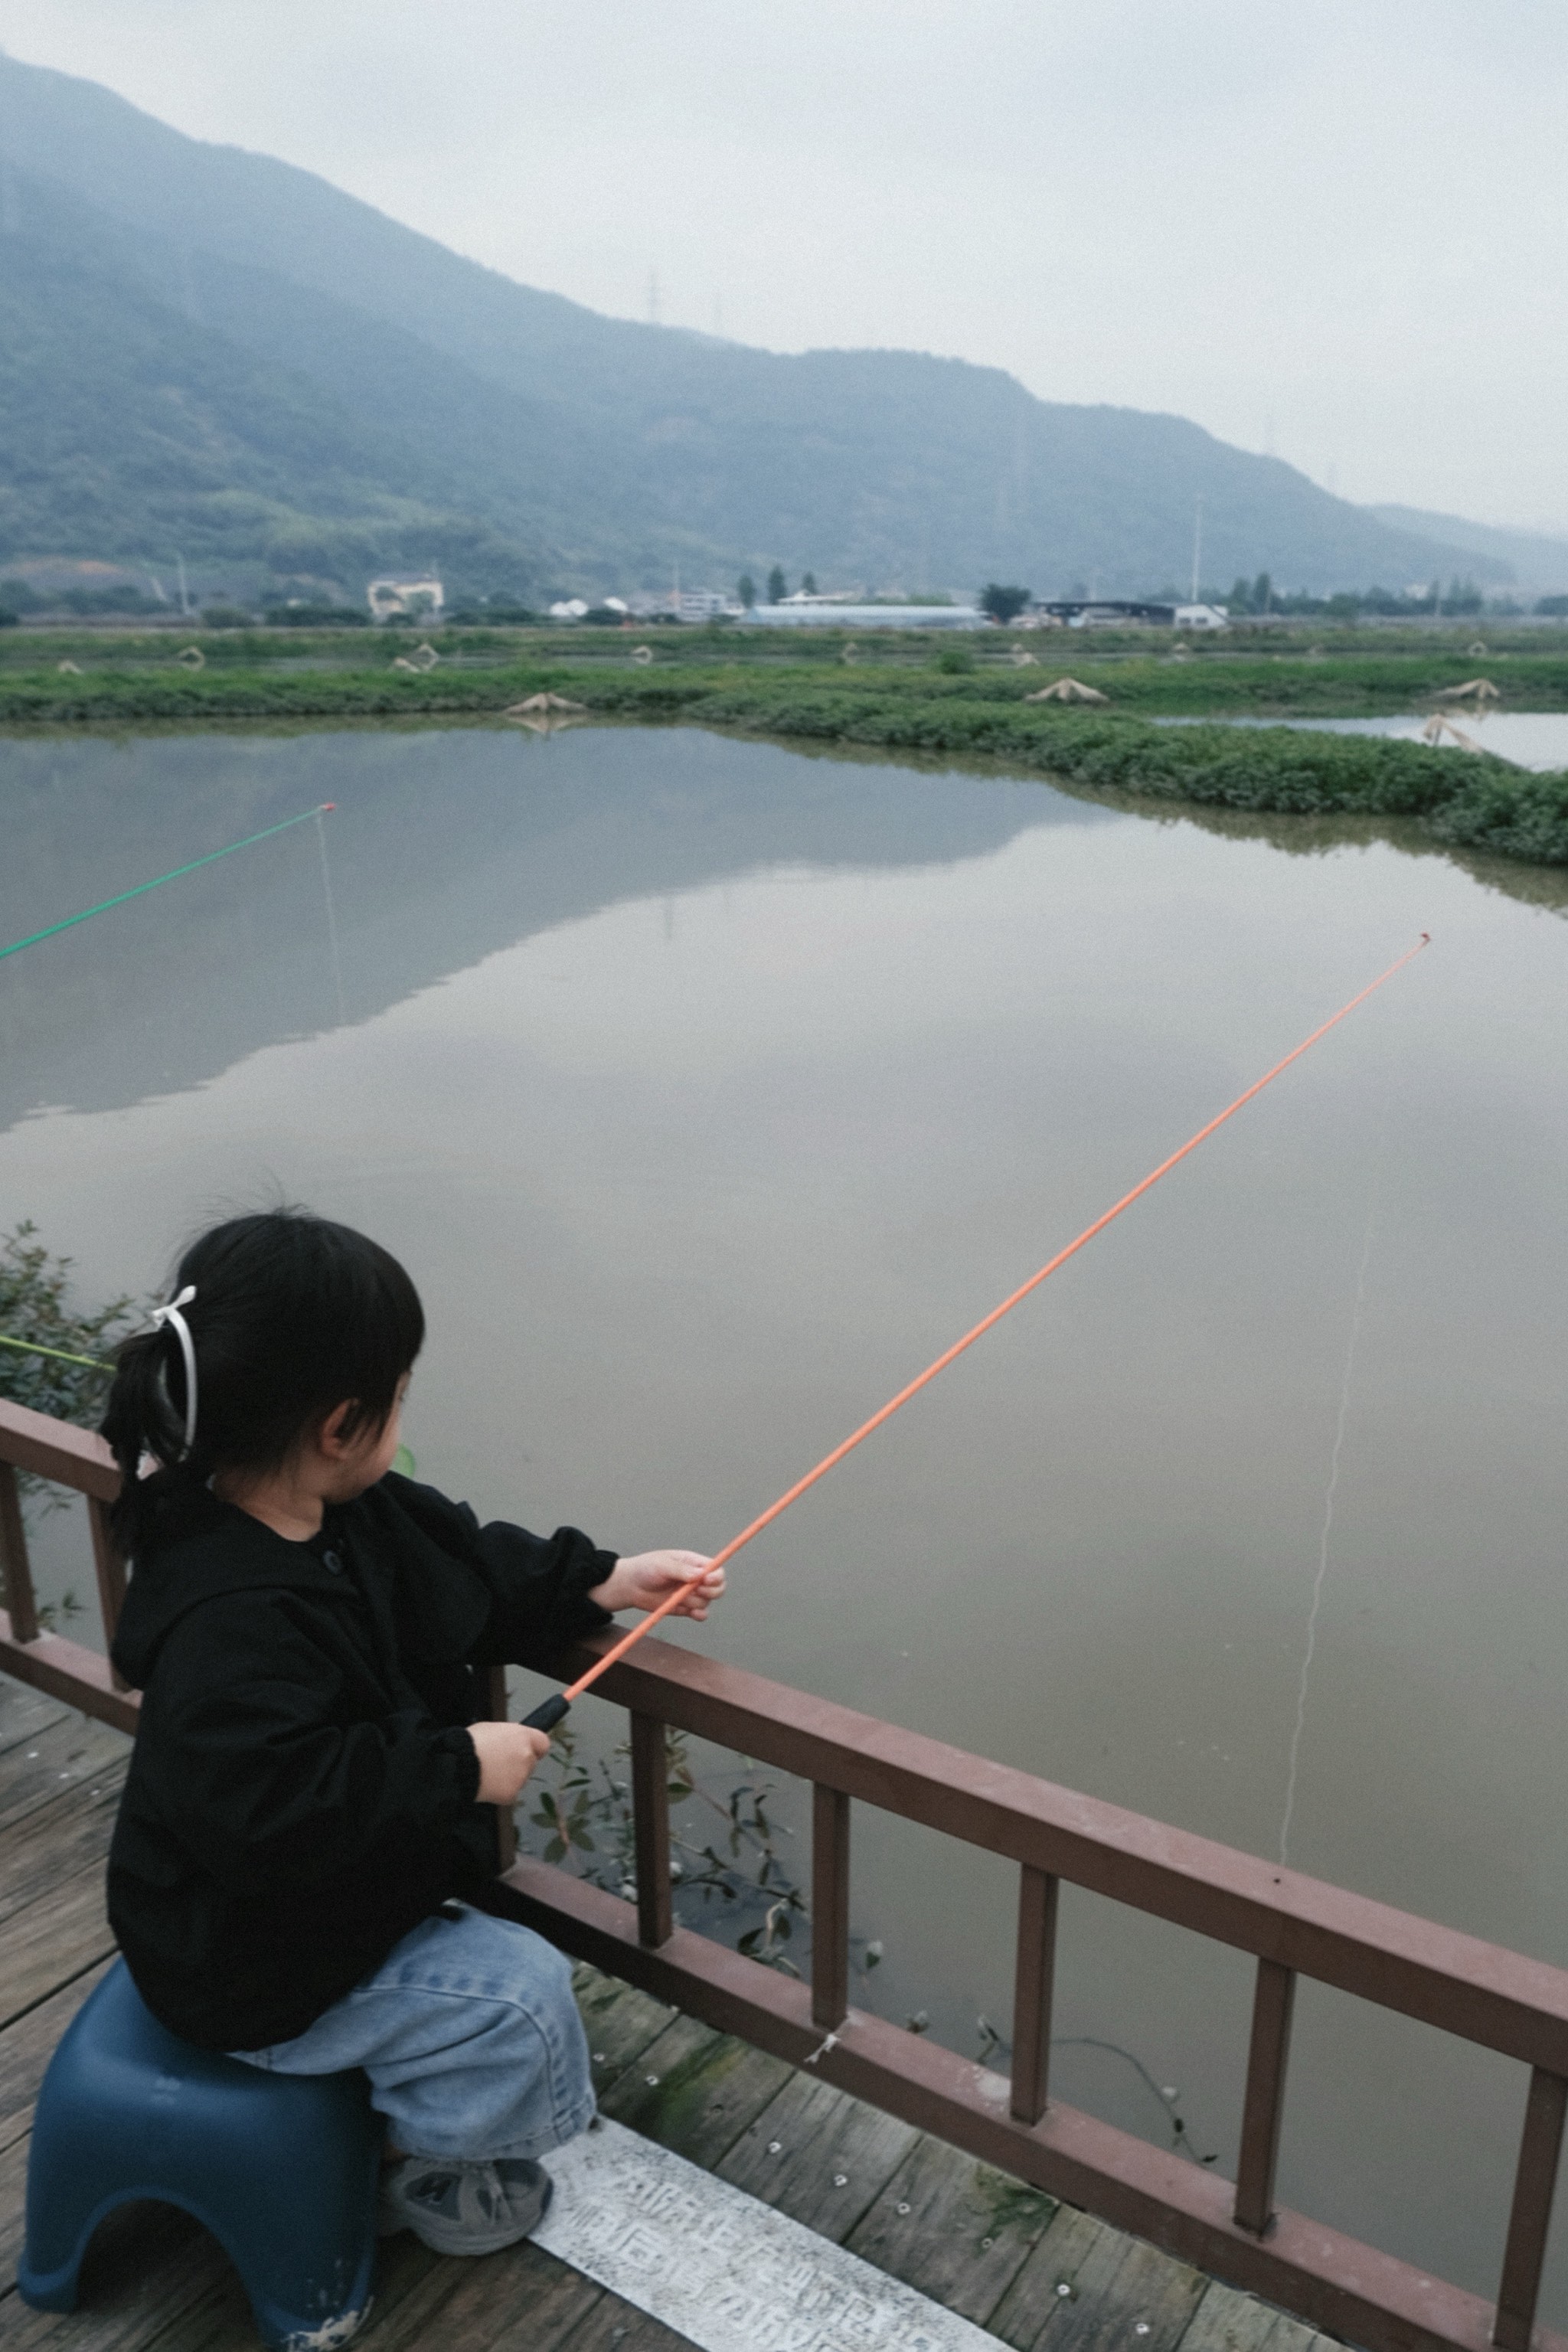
[1161,709,1568,768]
[3,722,1566,2307]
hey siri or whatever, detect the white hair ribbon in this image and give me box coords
[149,1285,198,1459]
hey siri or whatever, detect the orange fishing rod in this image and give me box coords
[522,933,1431,1734]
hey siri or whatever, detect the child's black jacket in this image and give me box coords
[107,1471,614,2051]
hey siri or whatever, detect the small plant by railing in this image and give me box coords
[521,1721,842,1977]
[0,1224,136,1498]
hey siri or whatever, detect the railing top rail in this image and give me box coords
[556,1628,1568,2076]
[0,1396,117,1500]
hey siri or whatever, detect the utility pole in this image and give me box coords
[1191,497,1204,606]
[175,553,191,616]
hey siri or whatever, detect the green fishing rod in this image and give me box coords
[0,1335,106,1370]
[0,803,335,964]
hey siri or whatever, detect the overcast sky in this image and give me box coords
[9,1,1566,532]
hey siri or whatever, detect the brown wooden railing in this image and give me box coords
[3,1395,1565,2352]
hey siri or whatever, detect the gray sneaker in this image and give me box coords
[377,2155,554,2256]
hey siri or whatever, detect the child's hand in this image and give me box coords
[593,1550,724,1621]
[467,1720,551,1805]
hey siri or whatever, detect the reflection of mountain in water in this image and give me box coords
[0,724,1109,1133]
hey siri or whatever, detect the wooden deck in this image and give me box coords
[0,1671,1345,2352]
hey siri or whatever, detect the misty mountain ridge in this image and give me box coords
[0,49,1534,606]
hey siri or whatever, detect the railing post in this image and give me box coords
[812,1784,851,2030]
[630,1711,673,1949]
[87,1497,129,1687]
[485,1664,518,1869]
[1494,2066,1568,2351]
[1234,1958,1296,2234]
[1011,1864,1059,2124]
[0,1461,39,1645]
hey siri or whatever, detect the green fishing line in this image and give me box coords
[0,802,335,963]
[0,1334,108,1370]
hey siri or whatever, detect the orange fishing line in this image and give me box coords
[544,935,1431,1720]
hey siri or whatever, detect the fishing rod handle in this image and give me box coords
[521,1694,572,1734]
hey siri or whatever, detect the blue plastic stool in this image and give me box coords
[18,1961,381,2350]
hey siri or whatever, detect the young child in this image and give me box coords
[103,1208,721,2259]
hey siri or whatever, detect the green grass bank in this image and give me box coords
[4,629,1567,867]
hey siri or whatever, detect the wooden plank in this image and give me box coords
[0,1772,124,1925]
[0,2197,224,2352]
[715,2069,920,2239]
[342,2239,605,2352]
[991,2207,1122,2347]
[811,1785,850,2031]
[0,1858,116,2031]
[0,1713,130,1837]
[0,1400,118,1499]
[630,1713,673,1950]
[1012,1867,1059,2126]
[573,1966,679,2100]
[843,2132,1055,2324]
[0,1616,140,1738]
[0,1671,64,1759]
[1175,2278,1314,2352]
[0,1955,115,2154]
[0,2125,30,2287]
[599,2017,793,2168]
[993,2197,1207,2352]
[1233,1960,1295,2236]
[397,2243,612,2352]
[1494,2066,1568,2352]
[0,1462,39,1646]
[554,2292,701,2350]
[1043,2233,1208,2352]
[87,1499,128,1667]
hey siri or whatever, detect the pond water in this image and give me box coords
[1158,709,1568,769]
[3,721,1567,2311]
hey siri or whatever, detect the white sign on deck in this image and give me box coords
[534,2116,1002,2352]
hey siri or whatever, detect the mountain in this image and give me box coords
[0,49,1514,605]
[1365,505,1568,594]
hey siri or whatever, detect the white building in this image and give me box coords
[547,599,590,621]
[368,577,444,622]
[1172,603,1230,630]
[743,603,984,631]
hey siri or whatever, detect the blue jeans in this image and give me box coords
[233,1905,595,2162]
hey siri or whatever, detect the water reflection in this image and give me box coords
[0,724,1098,1133]
[2,721,1566,2314]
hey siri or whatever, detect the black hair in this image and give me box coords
[103,1209,424,1555]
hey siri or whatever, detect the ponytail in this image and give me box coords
[102,1209,424,1557]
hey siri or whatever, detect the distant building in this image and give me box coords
[368,577,444,622]
[1031,599,1176,627]
[547,599,590,620]
[743,603,984,630]
[1172,603,1230,630]
[678,589,732,622]
[619,589,742,622]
